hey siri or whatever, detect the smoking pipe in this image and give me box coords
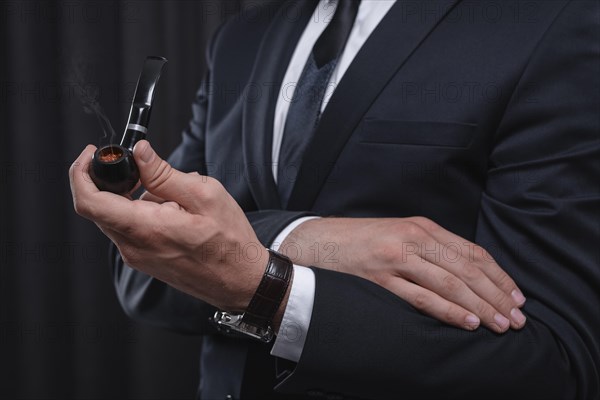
[89,56,167,194]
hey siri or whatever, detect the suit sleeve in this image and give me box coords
[275,1,600,398]
[109,22,313,335]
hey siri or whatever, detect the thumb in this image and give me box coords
[133,140,196,208]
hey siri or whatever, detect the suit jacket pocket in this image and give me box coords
[360,119,477,148]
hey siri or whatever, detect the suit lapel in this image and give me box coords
[287,0,462,210]
[242,0,318,210]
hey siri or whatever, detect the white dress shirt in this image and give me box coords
[270,0,397,362]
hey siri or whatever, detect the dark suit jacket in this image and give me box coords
[110,1,600,398]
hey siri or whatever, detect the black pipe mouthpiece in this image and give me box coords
[89,56,167,194]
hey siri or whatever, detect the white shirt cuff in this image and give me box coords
[269,216,319,362]
[270,265,315,362]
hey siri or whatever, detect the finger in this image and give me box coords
[387,278,481,331]
[407,218,526,330]
[69,145,136,229]
[98,202,194,276]
[138,190,181,210]
[141,200,183,210]
[133,140,205,212]
[162,201,183,210]
[409,217,526,307]
[69,144,98,195]
[139,190,166,204]
[140,192,183,210]
[440,248,526,330]
[402,258,513,333]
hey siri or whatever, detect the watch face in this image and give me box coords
[212,311,274,343]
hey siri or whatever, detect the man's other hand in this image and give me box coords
[280,217,527,333]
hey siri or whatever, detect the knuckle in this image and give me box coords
[73,203,82,216]
[204,175,219,186]
[411,216,438,232]
[205,177,220,194]
[72,197,88,217]
[461,265,483,283]
[441,274,462,293]
[374,243,402,265]
[492,290,510,310]
[206,176,225,194]
[72,197,82,214]
[401,221,427,241]
[368,272,387,287]
[192,176,220,200]
[481,248,495,262]
[475,246,496,264]
[412,292,430,310]
[146,160,174,191]
[68,162,77,180]
[444,304,459,325]
[147,210,170,238]
[494,270,513,289]
[475,299,491,317]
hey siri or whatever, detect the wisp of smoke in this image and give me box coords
[70,59,117,145]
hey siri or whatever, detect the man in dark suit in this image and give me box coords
[70,0,599,398]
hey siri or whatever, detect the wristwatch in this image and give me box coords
[212,249,293,343]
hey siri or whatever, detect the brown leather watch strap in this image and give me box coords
[242,250,293,329]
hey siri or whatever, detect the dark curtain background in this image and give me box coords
[0,1,257,398]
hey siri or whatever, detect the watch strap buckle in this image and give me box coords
[212,310,275,343]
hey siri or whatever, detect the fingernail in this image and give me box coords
[510,308,527,326]
[465,314,480,329]
[511,289,526,306]
[494,313,510,330]
[135,141,154,163]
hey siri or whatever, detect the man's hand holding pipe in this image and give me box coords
[70,141,274,319]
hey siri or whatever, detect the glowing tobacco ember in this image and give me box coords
[98,147,123,162]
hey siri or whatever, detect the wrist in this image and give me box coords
[281,218,334,265]
[213,249,293,342]
[235,246,271,312]
[281,217,356,269]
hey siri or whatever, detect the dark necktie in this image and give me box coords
[277,0,361,207]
